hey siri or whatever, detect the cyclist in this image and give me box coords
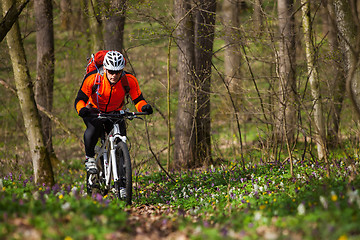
[74,50,153,174]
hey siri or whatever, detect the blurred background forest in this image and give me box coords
[1,0,360,180]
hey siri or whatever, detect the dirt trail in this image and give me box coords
[120,205,188,240]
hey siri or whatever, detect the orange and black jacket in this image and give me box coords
[75,71,148,114]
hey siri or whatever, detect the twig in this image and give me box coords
[134,143,174,169]
[0,78,83,147]
[144,118,175,182]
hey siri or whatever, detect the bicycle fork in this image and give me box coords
[105,123,127,187]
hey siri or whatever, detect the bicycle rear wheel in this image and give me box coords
[115,140,132,205]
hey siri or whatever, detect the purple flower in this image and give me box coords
[203,221,209,227]
[23,179,28,187]
[52,184,60,194]
[95,193,103,202]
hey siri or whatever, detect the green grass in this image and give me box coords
[1,155,360,239]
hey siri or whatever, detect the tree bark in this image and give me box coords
[104,0,126,51]
[333,0,360,121]
[87,0,104,52]
[174,0,196,169]
[0,0,29,43]
[222,0,241,93]
[323,0,346,148]
[2,0,54,186]
[253,0,263,34]
[194,0,216,165]
[301,0,327,160]
[60,0,72,30]
[34,0,57,162]
[275,0,297,144]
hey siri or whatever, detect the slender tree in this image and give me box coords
[34,0,57,163]
[253,0,263,34]
[2,0,54,186]
[222,0,241,93]
[301,0,327,160]
[323,0,346,148]
[275,0,297,144]
[60,0,72,30]
[0,0,29,42]
[87,0,104,52]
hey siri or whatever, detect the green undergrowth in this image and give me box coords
[1,157,360,239]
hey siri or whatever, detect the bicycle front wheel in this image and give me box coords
[115,140,132,205]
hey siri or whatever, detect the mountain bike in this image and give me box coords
[86,110,148,205]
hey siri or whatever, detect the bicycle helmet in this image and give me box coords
[103,51,126,71]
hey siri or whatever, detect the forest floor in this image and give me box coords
[1,158,360,240]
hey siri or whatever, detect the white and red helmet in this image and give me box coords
[103,51,126,71]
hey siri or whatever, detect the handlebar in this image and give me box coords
[94,110,149,121]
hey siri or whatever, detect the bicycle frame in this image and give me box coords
[104,123,126,189]
[89,110,148,202]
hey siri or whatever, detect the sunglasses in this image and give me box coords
[107,69,122,75]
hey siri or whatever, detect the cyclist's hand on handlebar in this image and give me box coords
[79,107,91,118]
[141,104,153,114]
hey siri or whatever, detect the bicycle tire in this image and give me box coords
[115,141,132,205]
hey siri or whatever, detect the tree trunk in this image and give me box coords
[60,0,72,30]
[253,0,263,34]
[0,0,29,43]
[301,0,327,160]
[323,0,346,148]
[104,0,126,51]
[193,0,216,166]
[87,0,104,52]
[2,0,54,186]
[222,0,242,93]
[174,0,196,169]
[275,0,297,144]
[333,0,360,121]
[34,0,57,163]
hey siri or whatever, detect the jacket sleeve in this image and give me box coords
[74,74,95,114]
[126,74,147,112]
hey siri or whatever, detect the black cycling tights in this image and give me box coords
[83,116,126,157]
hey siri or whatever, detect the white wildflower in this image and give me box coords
[297,203,306,215]
[319,196,328,209]
[23,193,29,200]
[33,191,40,200]
[61,202,71,211]
[347,189,359,204]
[254,211,262,221]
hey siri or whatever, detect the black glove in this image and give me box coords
[79,107,91,118]
[141,104,153,114]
